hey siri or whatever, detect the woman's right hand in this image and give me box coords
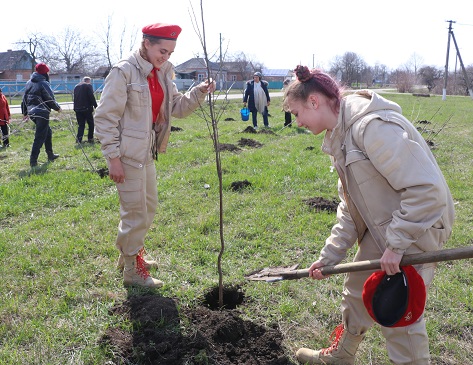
[108,157,125,183]
[308,260,329,280]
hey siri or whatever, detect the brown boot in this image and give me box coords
[296,324,364,365]
[123,253,163,288]
[117,248,158,271]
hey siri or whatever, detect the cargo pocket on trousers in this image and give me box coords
[116,178,143,211]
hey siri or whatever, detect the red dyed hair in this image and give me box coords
[283,65,343,113]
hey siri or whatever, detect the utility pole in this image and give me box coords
[442,20,454,100]
[443,20,473,100]
[219,33,223,90]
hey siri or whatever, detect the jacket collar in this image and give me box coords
[128,50,173,78]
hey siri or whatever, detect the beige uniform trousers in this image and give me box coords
[341,231,436,365]
[115,160,158,256]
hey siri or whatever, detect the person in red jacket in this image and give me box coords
[0,88,11,148]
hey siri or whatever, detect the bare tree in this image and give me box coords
[15,32,48,72]
[189,0,239,309]
[39,27,101,73]
[96,14,139,69]
[391,68,416,93]
[373,63,389,85]
[228,54,250,76]
[330,51,367,86]
[405,53,424,79]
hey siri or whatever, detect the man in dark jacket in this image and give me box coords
[73,76,97,143]
[21,63,62,167]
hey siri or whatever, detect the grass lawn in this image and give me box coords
[1,92,472,364]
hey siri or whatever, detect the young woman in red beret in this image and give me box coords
[283,65,454,365]
[94,23,215,288]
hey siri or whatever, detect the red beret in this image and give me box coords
[362,265,426,327]
[35,63,50,75]
[142,23,182,40]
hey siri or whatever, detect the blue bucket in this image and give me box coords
[240,107,250,121]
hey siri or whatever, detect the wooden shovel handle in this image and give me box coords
[280,246,473,280]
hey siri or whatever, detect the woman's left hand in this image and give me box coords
[380,248,403,275]
[198,78,216,94]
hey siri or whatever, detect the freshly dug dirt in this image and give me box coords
[230,179,252,192]
[238,138,263,148]
[102,292,294,365]
[242,126,257,133]
[303,196,339,213]
[217,143,242,153]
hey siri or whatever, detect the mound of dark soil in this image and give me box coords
[242,126,258,134]
[171,126,183,132]
[102,294,293,365]
[230,179,252,192]
[217,143,242,153]
[258,128,276,135]
[303,196,339,213]
[238,138,263,148]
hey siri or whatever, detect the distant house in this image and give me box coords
[175,57,224,82]
[0,49,35,80]
[175,58,293,90]
[261,68,293,83]
[93,65,112,79]
[222,61,254,83]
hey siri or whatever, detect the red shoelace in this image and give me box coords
[320,324,345,355]
[136,249,150,279]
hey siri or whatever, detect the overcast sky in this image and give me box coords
[3,0,473,72]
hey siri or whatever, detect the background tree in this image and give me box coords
[372,62,389,86]
[405,52,424,81]
[330,51,366,86]
[419,65,443,92]
[39,27,101,74]
[391,68,415,93]
[97,14,139,69]
[15,32,48,72]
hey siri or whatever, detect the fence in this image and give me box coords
[1,79,285,103]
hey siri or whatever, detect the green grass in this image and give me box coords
[1,93,473,364]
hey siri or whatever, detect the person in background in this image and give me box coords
[73,76,97,144]
[283,65,454,365]
[21,63,61,167]
[0,88,11,147]
[282,79,292,127]
[243,71,270,128]
[94,22,216,288]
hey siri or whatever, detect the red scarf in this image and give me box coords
[147,68,164,123]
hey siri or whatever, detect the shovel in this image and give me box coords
[245,246,473,282]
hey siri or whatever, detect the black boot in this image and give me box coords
[47,151,59,161]
[30,160,38,167]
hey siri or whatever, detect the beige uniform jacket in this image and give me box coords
[319,90,455,266]
[94,50,207,168]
